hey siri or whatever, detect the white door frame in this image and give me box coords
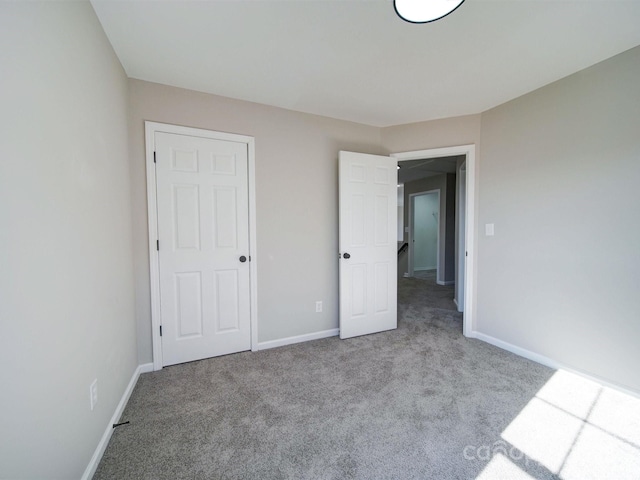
[392,145,476,337]
[145,121,259,371]
[408,189,440,279]
[456,161,467,312]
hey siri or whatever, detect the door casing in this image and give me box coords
[145,121,258,371]
[456,161,467,312]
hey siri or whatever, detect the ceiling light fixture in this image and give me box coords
[394,0,465,24]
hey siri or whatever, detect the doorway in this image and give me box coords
[393,145,476,337]
[409,190,440,279]
[145,122,258,370]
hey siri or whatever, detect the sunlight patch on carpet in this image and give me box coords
[499,370,640,479]
[476,453,536,480]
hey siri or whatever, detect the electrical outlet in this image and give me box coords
[90,379,98,411]
[315,301,323,313]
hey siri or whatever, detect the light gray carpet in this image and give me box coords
[94,278,556,480]
[411,269,437,282]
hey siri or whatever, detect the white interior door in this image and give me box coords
[339,151,398,339]
[155,132,251,366]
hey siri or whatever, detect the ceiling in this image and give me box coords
[91,0,640,127]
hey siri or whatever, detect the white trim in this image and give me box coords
[471,332,640,399]
[471,332,558,370]
[437,280,455,286]
[144,124,162,371]
[247,139,259,352]
[139,362,154,374]
[393,146,473,162]
[464,147,476,337]
[144,121,258,370]
[256,329,339,351]
[81,363,151,480]
[392,144,476,338]
[456,161,466,312]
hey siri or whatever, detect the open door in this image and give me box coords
[339,151,398,339]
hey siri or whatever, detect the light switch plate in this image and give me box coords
[485,223,495,236]
[90,379,98,411]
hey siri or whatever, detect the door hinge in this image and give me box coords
[465,251,468,257]
[157,240,159,251]
[249,256,251,262]
[160,325,163,337]
[153,151,156,163]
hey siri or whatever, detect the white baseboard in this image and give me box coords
[437,280,455,286]
[471,332,559,369]
[453,298,459,310]
[81,362,152,480]
[256,328,339,351]
[139,362,154,374]
[471,331,640,399]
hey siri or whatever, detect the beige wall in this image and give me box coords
[129,80,382,361]
[477,46,640,392]
[381,114,481,154]
[0,2,137,478]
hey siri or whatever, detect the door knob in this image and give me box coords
[343,253,351,259]
[239,256,247,263]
